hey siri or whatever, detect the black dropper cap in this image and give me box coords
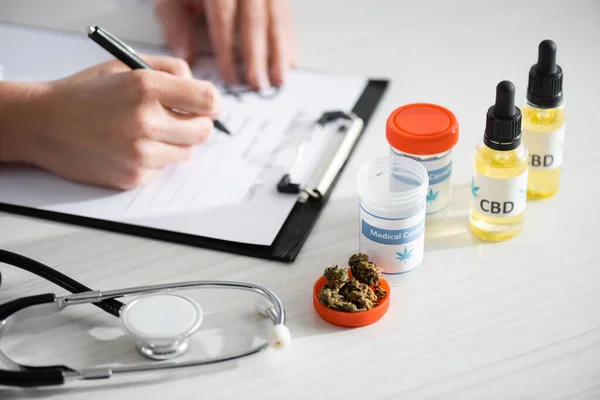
[527,39,563,107]
[484,80,522,151]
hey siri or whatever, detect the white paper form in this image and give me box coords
[0,23,368,245]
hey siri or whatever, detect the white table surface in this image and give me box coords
[1,0,600,399]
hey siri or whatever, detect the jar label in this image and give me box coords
[392,151,453,216]
[425,159,452,216]
[523,125,565,170]
[359,206,426,275]
[470,171,528,217]
[361,219,425,245]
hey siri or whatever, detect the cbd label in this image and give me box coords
[470,171,528,217]
[523,125,565,170]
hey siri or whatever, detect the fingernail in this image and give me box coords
[270,64,286,86]
[248,70,268,91]
[257,72,270,90]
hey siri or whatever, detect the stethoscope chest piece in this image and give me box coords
[119,294,203,360]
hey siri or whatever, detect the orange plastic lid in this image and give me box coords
[313,275,390,327]
[386,103,459,156]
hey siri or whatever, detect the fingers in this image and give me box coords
[154,0,296,89]
[139,71,222,117]
[239,0,269,90]
[139,54,194,78]
[155,0,200,63]
[129,138,194,169]
[203,0,239,84]
[118,168,159,190]
[282,0,297,68]
[153,113,214,146]
[266,0,289,85]
[114,106,214,189]
[202,0,295,88]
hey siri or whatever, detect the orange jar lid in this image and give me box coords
[386,103,459,156]
[313,275,390,327]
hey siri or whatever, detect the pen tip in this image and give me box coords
[214,120,232,135]
[87,25,97,35]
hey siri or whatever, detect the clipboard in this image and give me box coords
[0,79,388,262]
[0,20,389,261]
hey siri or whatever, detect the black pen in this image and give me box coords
[86,25,231,135]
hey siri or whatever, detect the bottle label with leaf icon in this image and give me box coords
[391,150,453,217]
[359,206,426,275]
[523,125,565,170]
[470,171,528,217]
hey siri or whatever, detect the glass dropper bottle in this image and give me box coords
[522,39,565,200]
[469,81,529,241]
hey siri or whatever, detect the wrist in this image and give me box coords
[0,81,52,164]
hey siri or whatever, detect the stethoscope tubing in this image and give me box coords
[60,280,285,325]
[0,249,123,316]
[0,249,288,388]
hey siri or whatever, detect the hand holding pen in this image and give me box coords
[87,25,231,135]
[2,33,226,191]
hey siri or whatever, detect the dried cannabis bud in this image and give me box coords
[338,277,362,297]
[339,278,378,305]
[352,260,383,287]
[318,287,362,312]
[323,265,348,290]
[345,290,375,310]
[348,253,369,271]
[335,301,362,313]
[329,276,378,311]
[374,286,387,301]
[319,253,387,313]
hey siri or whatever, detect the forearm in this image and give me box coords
[0,81,49,164]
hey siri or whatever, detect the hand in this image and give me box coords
[155,0,296,90]
[12,56,221,190]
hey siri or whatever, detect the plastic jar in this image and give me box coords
[386,103,459,226]
[357,156,429,280]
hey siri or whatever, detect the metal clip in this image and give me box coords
[276,111,364,201]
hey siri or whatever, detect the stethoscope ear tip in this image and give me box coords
[254,299,290,349]
[269,324,291,349]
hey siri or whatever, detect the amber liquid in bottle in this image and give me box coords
[522,101,565,200]
[470,143,528,241]
[469,80,528,242]
[522,39,565,200]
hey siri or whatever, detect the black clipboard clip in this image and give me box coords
[277,110,364,201]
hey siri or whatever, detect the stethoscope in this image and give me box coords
[0,249,290,388]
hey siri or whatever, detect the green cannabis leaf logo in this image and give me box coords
[471,177,480,198]
[426,189,439,204]
[396,246,413,263]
